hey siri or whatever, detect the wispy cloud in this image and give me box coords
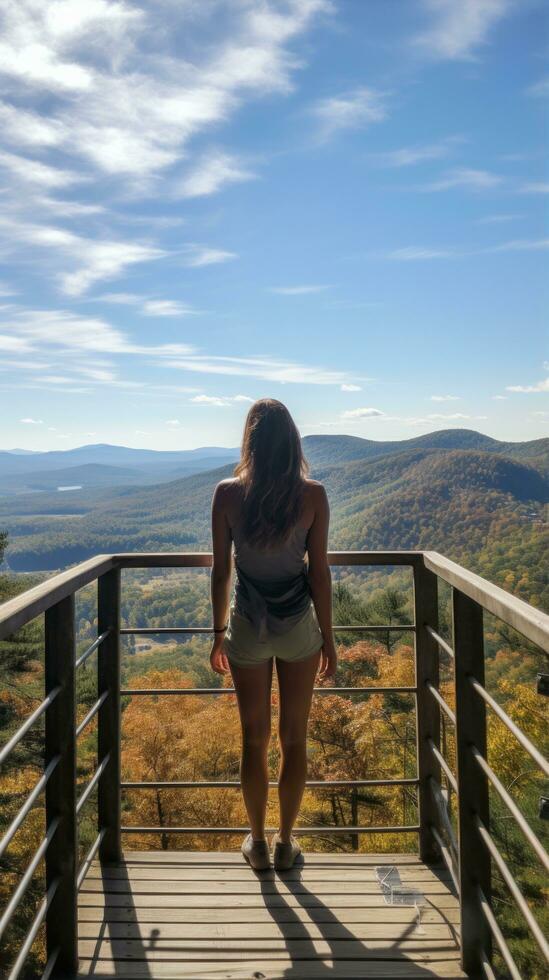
[269,284,332,295]
[19,417,43,424]
[341,407,384,419]
[0,149,85,188]
[176,152,256,198]
[170,354,353,386]
[341,384,362,392]
[182,245,238,268]
[518,182,549,194]
[367,136,462,168]
[385,246,456,261]
[379,239,549,261]
[190,394,254,408]
[0,217,165,295]
[506,378,549,394]
[312,87,387,142]
[413,0,512,61]
[476,214,522,224]
[141,300,199,317]
[422,167,504,191]
[527,77,549,98]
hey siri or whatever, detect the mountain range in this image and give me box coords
[1,430,547,611]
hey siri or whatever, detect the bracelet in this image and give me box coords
[213,625,228,634]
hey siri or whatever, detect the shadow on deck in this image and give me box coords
[77,850,464,979]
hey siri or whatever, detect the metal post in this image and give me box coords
[45,594,78,976]
[414,561,442,864]
[98,567,122,862]
[453,588,491,976]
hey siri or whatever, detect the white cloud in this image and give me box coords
[176,152,256,198]
[233,394,254,402]
[182,245,238,268]
[0,217,166,295]
[367,137,462,168]
[312,87,387,141]
[341,407,385,419]
[0,149,84,188]
[19,417,43,424]
[426,412,488,421]
[170,353,351,386]
[269,284,332,295]
[414,0,512,61]
[423,167,504,191]
[341,384,362,392]
[430,395,460,402]
[476,214,521,224]
[519,182,549,194]
[506,378,549,394]
[379,239,549,261]
[2,308,196,357]
[190,394,256,407]
[141,300,199,317]
[385,246,455,261]
[165,419,181,426]
[527,77,549,98]
[0,334,33,352]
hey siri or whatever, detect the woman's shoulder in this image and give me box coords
[302,478,328,507]
[212,477,243,507]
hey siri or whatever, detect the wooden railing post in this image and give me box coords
[98,567,122,862]
[414,561,442,864]
[45,594,78,976]
[453,587,491,976]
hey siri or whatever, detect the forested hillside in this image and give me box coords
[2,436,547,612]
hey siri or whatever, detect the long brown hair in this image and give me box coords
[233,398,310,548]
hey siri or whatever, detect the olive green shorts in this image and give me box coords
[224,602,324,669]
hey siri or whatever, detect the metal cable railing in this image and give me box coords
[0,549,547,979]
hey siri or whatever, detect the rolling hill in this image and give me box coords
[1,432,547,612]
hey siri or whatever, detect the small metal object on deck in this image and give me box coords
[375,866,427,927]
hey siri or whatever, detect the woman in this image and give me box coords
[209,398,337,872]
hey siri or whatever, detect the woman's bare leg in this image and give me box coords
[229,657,273,840]
[275,649,321,843]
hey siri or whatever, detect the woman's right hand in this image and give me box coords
[318,641,337,683]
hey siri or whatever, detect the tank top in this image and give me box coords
[230,510,313,641]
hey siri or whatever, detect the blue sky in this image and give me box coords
[0,0,547,451]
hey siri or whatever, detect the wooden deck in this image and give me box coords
[77,850,465,979]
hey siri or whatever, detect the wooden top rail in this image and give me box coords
[424,551,549,653]
[2,549,547,653]
[0,554,115,640]
[0,550,421,640]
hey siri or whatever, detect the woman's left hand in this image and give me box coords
[210,636,230,675]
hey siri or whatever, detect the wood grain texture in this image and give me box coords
[75,850,464,979]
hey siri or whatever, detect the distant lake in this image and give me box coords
[57,485,83,492]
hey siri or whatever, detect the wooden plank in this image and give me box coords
[78,939,460,960]
[121,850,425,864]
[76,958,467,978]
[78,906,461,925]
[78,922,455,940]
[78,893,460,909]
[84,866,453,882]
[0,554,114,639]
[79,879,454,894]
[424,551,549,653]
[115,551,423,570]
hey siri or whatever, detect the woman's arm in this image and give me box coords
[210,481,233,676]
[307,483,337,681]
